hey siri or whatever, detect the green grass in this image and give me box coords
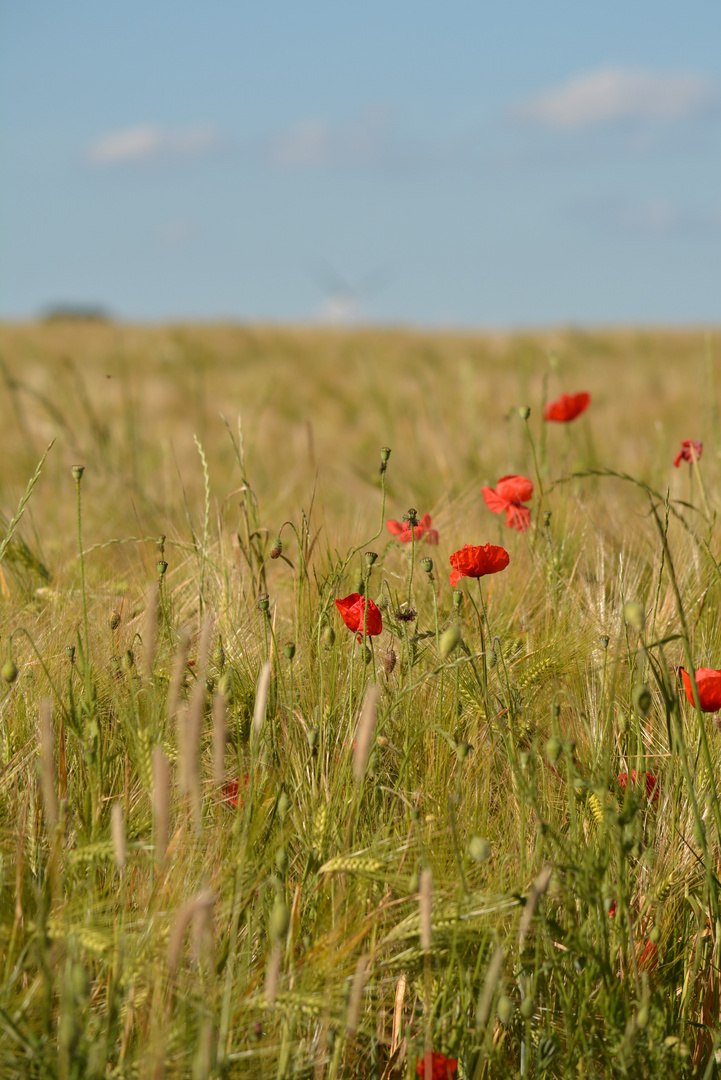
[0,322,720,1077]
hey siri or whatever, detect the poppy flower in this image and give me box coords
[387,513,439,545]
[415,1052,458,1080]
[618,770,659,804]
[638,940,659,972]
[674,439,702,467]
[481,475,533,533]
[223,774,249,808]
[680,667,721,712]
[449,543,509,588]
[544,392,591,423]
[335,593,383,641]
[608,900,617,917]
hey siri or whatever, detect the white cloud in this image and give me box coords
[516,68,718,130]
[87,125,218,165]
[267,108,394,170]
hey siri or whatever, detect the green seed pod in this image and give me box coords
[636,1005,649,1030]
[633,684,652,717]
[71,464,85,481]
[453,591,463,611]
[497,995,514,1025]
[380,447,391,464]
[157,560,168,577]
[109,610,121,630]
[364,551,378,568]
[257,593,270,612]
[600,634,610,650]
[217,672,233,700]
[65,645,76,661]
[455,740,470,762]
[408,870,420,894]
[121,649,134,671]
[323,625,335,648]
[275,847,289,874]
[468,836,490,863]
[2,658,18,684]
[420,556,433,574]
[213,640,225,670]
[307,729,319,750]
[545,736,562,765]
[518,406,531,420]
[440,623,461,660]
[649,925,661,945]
[270,898,290,942]
[284,642,296,661]
[270,538,283,559]
[623,601,645,632]
[277,792,291,821]
[520,996,534,1019]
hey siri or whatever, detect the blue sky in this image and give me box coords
[2,1,720,325]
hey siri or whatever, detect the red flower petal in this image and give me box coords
[449,543,510,584]
[335,594,383,636]
[674,439,702,467]
[496,474,533,503]
[481,487,510,515]
[386,519,405,536]
[680,667,721,712]
[544,392,591,423]
[618,770,659,803]
[505,504,531,532]
[415,1052,458,1080]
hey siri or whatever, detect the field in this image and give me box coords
[0,321,720,1078]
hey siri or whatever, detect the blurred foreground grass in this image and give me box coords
[0,322,720,1078]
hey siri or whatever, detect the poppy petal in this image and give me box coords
[386,520,405,536]
[681,667,721,712]
[496,475,533,503]
[505,504,532,532]
[481,487,509,515]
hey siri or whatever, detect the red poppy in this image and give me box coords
[223,774,249,808]
[638,940,659,972]
[449,543,509,588]
[415,1052,458,1080]
[335,593,383,640]
[481,475,533,533]
[387,513,439,545]
[674,439,702,467]
[618,770,659,804]
[544,392,591,423]
[608,900,617,917]
[680,667,721,712]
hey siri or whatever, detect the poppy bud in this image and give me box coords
[65,645,76,662]
[307,729,319,750]
[543,511,552,527]
[121,649,134,671]
[257,593,270,612]
[323,626,335,648]
[545,735,562,764]
[157,560,168,578]
[633,684,652,717]
[109,610,121,630]
[440,624,461,660]
[213,640,225,670]
[518,406,531,420]
[520,996,534,1019]
[277,791,291,821]
[275,847,289,874]
[2,658,17,684]
[284,642,296,661]
[420,556,433,574]
[618,713,629,734]
[649,925,661,945]
[270,538,283,559]
[636,1005,649,1030]
[376,593,389,610]
[384,648,397,675]
[71,465,85,481]
[456,740,470,762]
[364,551,378,568]
[379,446,392,473]
[623,601,645,632]
[453,591,463,610]
[600,634,610,649]
[488,648,497,669]
[497,995,514,1025]
[270,898,290,942]
[468,836,490,862]
[218,672,233,700]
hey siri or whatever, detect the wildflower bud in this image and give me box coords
[364,551,378,568]
[307,729,319,750]
[270,538,283,559]
[218,672,233,700]
[257,593,270,612]
[270,898,290,942]
[323,626,335,648]
[65,645,75,662]
[518,406,531,420]
[284,642,296,661]
[121,649,134,671]
[408,870,420,894]
[649,925,661,945]
[2,658,17,684]
[636,1005,649,1030]
[618,713,629,734]
[545,735,562,765]
[543,511,552,527]
[277,792,291,821]
[275,847,289,874]
[520,996,534,1019]
[157,560,168,578]
[213,640,225,670]
[488,648,497,669]
[109,610,121,630]
[405,508,418,527]
[456,740,470,762]
[438,623,461,660]
[362,645,372,665]
[468,836,490,862]
[71,465,85,481]
[600,634,610,649]
[497,995,514,1025]
[623,601,645,632]
[376,593,389,610]
[353,577,365,596]
[157,534,166,553]
[384,648,397,675]
[379,447,392,473]
[420,556,433,574]
[633,684,652,717]
[453,591,463,611]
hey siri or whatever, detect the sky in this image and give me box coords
[1,1,720,326]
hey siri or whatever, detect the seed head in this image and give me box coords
[600,634,610,650]
[518,406,531,420]
[307,729,319,750]
[404,508,418,527]
[497,995,514,1025]
[109,610,121,630]
[65,645,76,662]
[453,591,463,611]
[440,623,461,660]
[379,446,392,473]
[395,607,417,623]
[543,511,552,527]
[364,550,378,568]
[157,560,168,578]
[213,639,225,670]
[71,465,85,481]
[383,648,397,675]
[257,593,270,612]
[545,735,562,765]
[121,649,134,671]
[2,658,18,684]
[270,538,283,559]
[520,996,534,1019]
[322,625,335,648]
[284,642,296,661]
[420,556,433,574]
